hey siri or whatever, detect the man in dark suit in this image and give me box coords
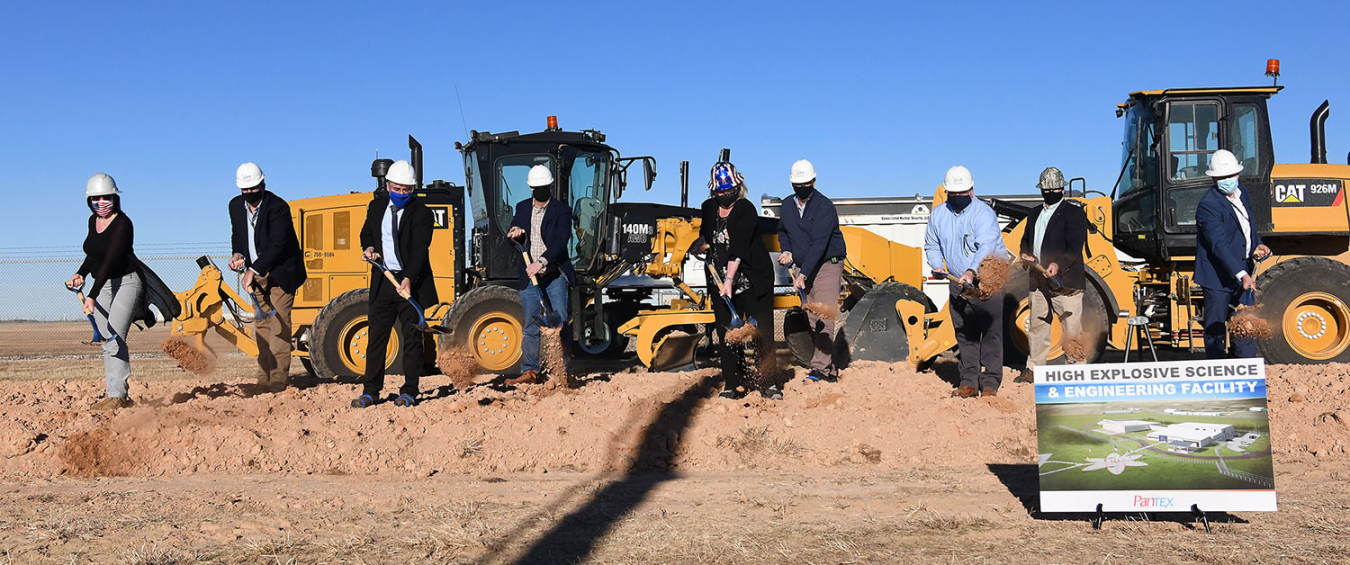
[776,159,847,382]
[1016,167,1089,383]
[504,164,574,386]
[1195,150,1271,359]
[229,162,307,392]
[351,160,438,408]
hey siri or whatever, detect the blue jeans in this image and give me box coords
[521,276,569,372]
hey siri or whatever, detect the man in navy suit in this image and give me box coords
[1194,149,1272,359]
[505,164,574,385]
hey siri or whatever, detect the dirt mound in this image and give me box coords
[161,338,215,375]
[2,358,1349,479]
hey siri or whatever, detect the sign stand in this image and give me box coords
[1191,504,1212,534]
[1092,503,1105,530]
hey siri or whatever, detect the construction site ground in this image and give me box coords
[1,322,1348,564]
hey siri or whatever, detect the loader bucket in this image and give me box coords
[837,282,917,364]
[650,331,701,372]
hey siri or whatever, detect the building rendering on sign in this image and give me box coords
[1147,423,1237,453]
[1098,419,1155,433]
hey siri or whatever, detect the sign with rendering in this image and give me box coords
[1035,358,1277,512]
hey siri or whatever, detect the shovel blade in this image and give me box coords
[783,308,815,367]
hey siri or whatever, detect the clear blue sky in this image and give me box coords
[2,1,1347,249]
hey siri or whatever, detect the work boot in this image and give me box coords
[257,378,288,393]
[1013,369,1034,384]
[505,370,538,386]
[951,385,979,398]
[981,386,998,397]
[91,396,133,411]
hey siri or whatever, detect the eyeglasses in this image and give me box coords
[386,182,413,194]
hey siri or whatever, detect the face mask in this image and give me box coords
[1217,177,1240,195]
[1041,190,1063,206]
[532,187,551,202]
[947,192,972,212]
[389,191,412,209]
[715,191,738,208]
[243,189,264,206]
[91,199,114,217]
[793,184,813,200]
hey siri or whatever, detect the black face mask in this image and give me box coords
[243,189,264,206]
[947,192,972,212]
[715,192,738,208]
[793,184,813,200]
[1041,189,1063,206]
[532,187,551,202]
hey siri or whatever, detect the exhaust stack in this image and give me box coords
[409,135,424,188]
[1311,100,1330,164]
[371,158,394,191]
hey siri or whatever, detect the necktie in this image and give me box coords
[390,205,403,268]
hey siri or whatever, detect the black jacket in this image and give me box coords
[776,188,847,279]
[229,191,307,293]
[509,197,575,290]
[359,195,438,305]
[1019,200,1089,290]
[700,197,774,296]
[1195,186,1264,291]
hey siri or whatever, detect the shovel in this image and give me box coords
[1019,257,1066,295]
[515,245,563,328]
[783,265,816,367]
[363,256,451,335]
[933,269,978,298]
[706,266,753,329]
[228,265,274,322]
[65,283,118,345]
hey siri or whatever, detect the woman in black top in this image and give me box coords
[67,173,144,410]
[698,162,776,400]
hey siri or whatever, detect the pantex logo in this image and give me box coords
[1133,495,1175,509]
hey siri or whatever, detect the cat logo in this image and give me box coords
[1274,183,1305,204]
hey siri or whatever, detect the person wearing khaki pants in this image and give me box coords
[777,160,847,382]
[1017,167,1089,383]
[229,162,308,392]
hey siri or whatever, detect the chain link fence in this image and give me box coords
[0,243,233,357]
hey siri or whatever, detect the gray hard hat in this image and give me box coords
[1037,167,1067,190]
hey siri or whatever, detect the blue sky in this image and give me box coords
[2,1,1347,249]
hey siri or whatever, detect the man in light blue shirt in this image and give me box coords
[924,166,1008,398]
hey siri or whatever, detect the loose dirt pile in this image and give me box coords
[160,338,215,375]
[973,255,1011,300]
[2,359,1348,479]
[1230,304,1274,340]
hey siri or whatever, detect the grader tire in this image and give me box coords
[440,285,525,374]
[1001,268,1109,368]
[1256,257,1350,363]
[309,289,403,381]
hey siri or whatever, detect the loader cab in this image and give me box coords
[457,125,655,286]
[1112,87,1278,261]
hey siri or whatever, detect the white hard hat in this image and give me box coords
[235,162,265,189]
[527,164,554,188]
[1205,149,1244,178]
[385,160,417,186]
[789,159,816,184]
[944,165,974,193]
[85,173,120,197]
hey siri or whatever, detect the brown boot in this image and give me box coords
[1013,369,1034,384]
[505,370,538,386]
[981,386,998,397]
[951,385,979,398]
[91,397,133,411]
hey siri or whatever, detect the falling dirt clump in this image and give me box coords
[802,302,838,321]
[540,327,569,386]
[725,324,760,344]
[1229,305,1274,340]
[1062,335,1090,363]
[59,427,133,477]
[973,256,1011,300]
[161,338,215,375]
[436,346,478,391]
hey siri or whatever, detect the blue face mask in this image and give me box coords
[1216,177,1240,195]
[389,191,412,209]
